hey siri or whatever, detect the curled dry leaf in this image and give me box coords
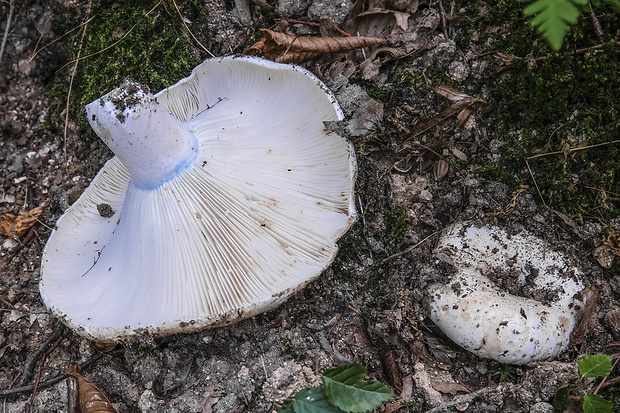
[432,382,471,396]
[350,8,411,36]
[570,287,599,345]
[394,153,415,173]
[380,348,403,393]
[433,159,450,180]
[0,206,42,238]
[245,29,387,63]
[65,365,118,413]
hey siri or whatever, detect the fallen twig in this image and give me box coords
[496,41,620,73]
[0,0,15,66]
[0,353,105,398]
[29,16,96,64]
[588,4,604,40]
[28,12,53,64]
[2,226,37,267]
[382,231,439,264]
[18,329,62,387]
[28,16,96,62]
[29,335,62,403]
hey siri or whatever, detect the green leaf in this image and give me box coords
[279,386,344,413]
[578,355,613,378]
[583,393,613,413]
[322,364,395,413]
[523,0,588,50]
[552,387,571,412]
[603,0,620,13]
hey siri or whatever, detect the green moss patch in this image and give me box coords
[482,3,620,219]
[48,0,206,136]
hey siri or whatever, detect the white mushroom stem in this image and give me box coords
[86,81,199,189]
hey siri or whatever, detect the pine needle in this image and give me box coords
[56,0,164,74]
[64,1,92,166]
[29,16,96,64]
[171,0,215,58]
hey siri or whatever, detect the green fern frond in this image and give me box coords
[523,0,588,49]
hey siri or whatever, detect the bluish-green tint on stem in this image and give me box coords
[85,80,199,190]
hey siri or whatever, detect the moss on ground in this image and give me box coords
[384,207,411,243]
[479,2,620,220]
[48,0,207,137]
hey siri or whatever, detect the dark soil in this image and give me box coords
[1,1,619,412]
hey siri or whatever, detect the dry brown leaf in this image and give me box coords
[570,287,599,345]
[380,348,403,393]
[450,147,467,161]
[393,153,415,173]
[432,382,471,395]
[65,365,118,413]
[0,206,42,238]
[245,29,387,63]
[433,84,471,102]
[433,159,449,180]
[354,8,411,32]
[456,106,474,128]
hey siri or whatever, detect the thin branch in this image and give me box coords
[525,139,620,207]
[588,2,604,40]
[18,330,62,387]
[525,159,546,207]
[424,386,498,413]
[585,186,620,198]
[0,353,105,398]
[29,336,62,404]
[496,41,620,73]
[592,356,620,395]
[527,139,620,160]
[382,231,439,264]
[0,0,16,66]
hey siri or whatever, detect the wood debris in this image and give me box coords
[245,28,387,63]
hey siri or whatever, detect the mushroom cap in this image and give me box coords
[40,56,357,342]
[427,222,585,365]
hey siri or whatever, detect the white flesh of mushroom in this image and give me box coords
[40,56,357,342]
[427,222,585,365]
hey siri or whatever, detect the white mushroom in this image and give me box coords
[40,56,357,342]
[427,222,586,365]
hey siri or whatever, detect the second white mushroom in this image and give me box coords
[427,222,586,365]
